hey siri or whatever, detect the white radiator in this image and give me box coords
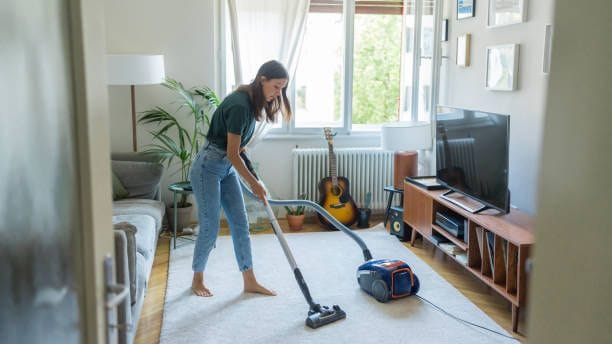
[292,148,394,211]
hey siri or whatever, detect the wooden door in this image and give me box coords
[0,0,113,343]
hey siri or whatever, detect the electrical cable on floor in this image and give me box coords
[416,295,520,342]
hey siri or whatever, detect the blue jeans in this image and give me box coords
[190,143,253,272]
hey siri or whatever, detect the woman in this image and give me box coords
[190,60,292,297]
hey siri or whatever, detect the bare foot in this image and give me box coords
[244,282,277,296]
[192,272,213,297]
[243,269,276,296]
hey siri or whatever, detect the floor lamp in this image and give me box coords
[107,54,165,152]
[381,122,432,189]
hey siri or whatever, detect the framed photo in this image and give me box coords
[441,19,449,42]
[543,24,553,74]
[456,34,471,67]
[488,0,527,27]
[485,44,519,91]
[457,0,475,20]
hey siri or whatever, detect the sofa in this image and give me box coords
[111,152,166,344]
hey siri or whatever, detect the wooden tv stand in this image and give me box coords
[403,181,534,333]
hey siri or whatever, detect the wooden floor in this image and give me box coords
[134,216,526,343]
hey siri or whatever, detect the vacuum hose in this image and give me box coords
[238,152,372,261]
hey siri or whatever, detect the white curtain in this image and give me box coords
[227,0,310,148]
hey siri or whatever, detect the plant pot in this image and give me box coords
[286,214,305,231]
[356,208,371,228]
[167,202,193,234]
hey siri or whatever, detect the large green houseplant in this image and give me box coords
[138,78,219,209]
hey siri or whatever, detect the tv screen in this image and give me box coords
[435,106,510,213]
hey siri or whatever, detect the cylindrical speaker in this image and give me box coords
[393,151,418,189]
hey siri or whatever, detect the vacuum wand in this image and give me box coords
[241,152,347,328]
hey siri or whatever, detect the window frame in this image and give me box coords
[217,0,443,137]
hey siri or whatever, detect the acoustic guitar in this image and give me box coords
[318,128,358,229]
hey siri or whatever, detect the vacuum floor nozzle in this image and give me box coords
[305,304,346,329]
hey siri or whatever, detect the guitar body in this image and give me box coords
[317,127,358,229]
[317,176,358,229]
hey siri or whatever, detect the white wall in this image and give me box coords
[105,0,554,216]
[528,1,612,342]
[104,0,216,205]
[104,0,384,206]
[440,0,555,214]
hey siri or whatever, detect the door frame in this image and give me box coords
[68,0,115,342]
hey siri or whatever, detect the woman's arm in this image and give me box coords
[226,133,267,203]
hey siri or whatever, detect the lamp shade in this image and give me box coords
[381,121,432,151]
[106,54,165,85]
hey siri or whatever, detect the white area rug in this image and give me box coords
[160,224,515,343]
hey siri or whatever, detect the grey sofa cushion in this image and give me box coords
[113,215,157,262]
[113,199,166,234]
[113,222,138,304]
[111,160,163,200]
[112,170,129,200]
[134,252,149,309]
[113,229,133,332]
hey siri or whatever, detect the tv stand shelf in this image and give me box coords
[403,181,534,333]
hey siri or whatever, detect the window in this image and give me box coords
[293,0,406,133]
[222,0,441,134]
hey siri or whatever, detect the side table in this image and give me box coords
[383,185,404,226]
[168,181,194,249]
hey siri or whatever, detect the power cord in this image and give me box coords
[416,295,520,342]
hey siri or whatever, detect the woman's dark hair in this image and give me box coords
[237,60,292,122]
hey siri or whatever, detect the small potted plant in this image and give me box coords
[285,193,307,231]
[356,191,372,228]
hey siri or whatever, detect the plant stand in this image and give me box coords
[168,181,194,249]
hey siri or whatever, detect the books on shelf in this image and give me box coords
[476,226,484,258]
[501,238,508,270]
[431,232,450,245]
[455,253,468,266]
[486,231,495,271]
[439,242,464,256]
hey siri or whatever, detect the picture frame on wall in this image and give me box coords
[456,34,471,67]
[488,0,527,27]
[441,19,449,42]
[457,0,475,20]
[543,24,553,74]
[485,44,519,91]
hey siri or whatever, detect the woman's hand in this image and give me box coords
[250,180,268,204]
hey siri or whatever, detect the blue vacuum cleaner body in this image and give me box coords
[357,259,420,302]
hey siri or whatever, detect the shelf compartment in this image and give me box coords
[424,234,468,266]
[493,235,507,286]
[467,222,481,269]
[506,242,519,295]
[467,266,519,306]
[480,228,493,278]
[431,224,467,251]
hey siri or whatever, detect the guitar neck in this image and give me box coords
[328,143,338,186]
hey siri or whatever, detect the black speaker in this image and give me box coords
[389,206,411,241]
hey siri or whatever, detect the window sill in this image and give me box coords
[264,130,381,141]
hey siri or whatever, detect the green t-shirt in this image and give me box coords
[206,91,256,150]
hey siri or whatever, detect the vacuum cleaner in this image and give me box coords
[240,153,419,329]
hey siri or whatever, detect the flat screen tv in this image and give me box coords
[435,106,510,214]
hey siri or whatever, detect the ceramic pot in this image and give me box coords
[167,203,193,234]
[286,214,305,231]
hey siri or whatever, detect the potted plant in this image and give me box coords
[356,191,372,228]
[284,193,307,231]
[138,78,219,232]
